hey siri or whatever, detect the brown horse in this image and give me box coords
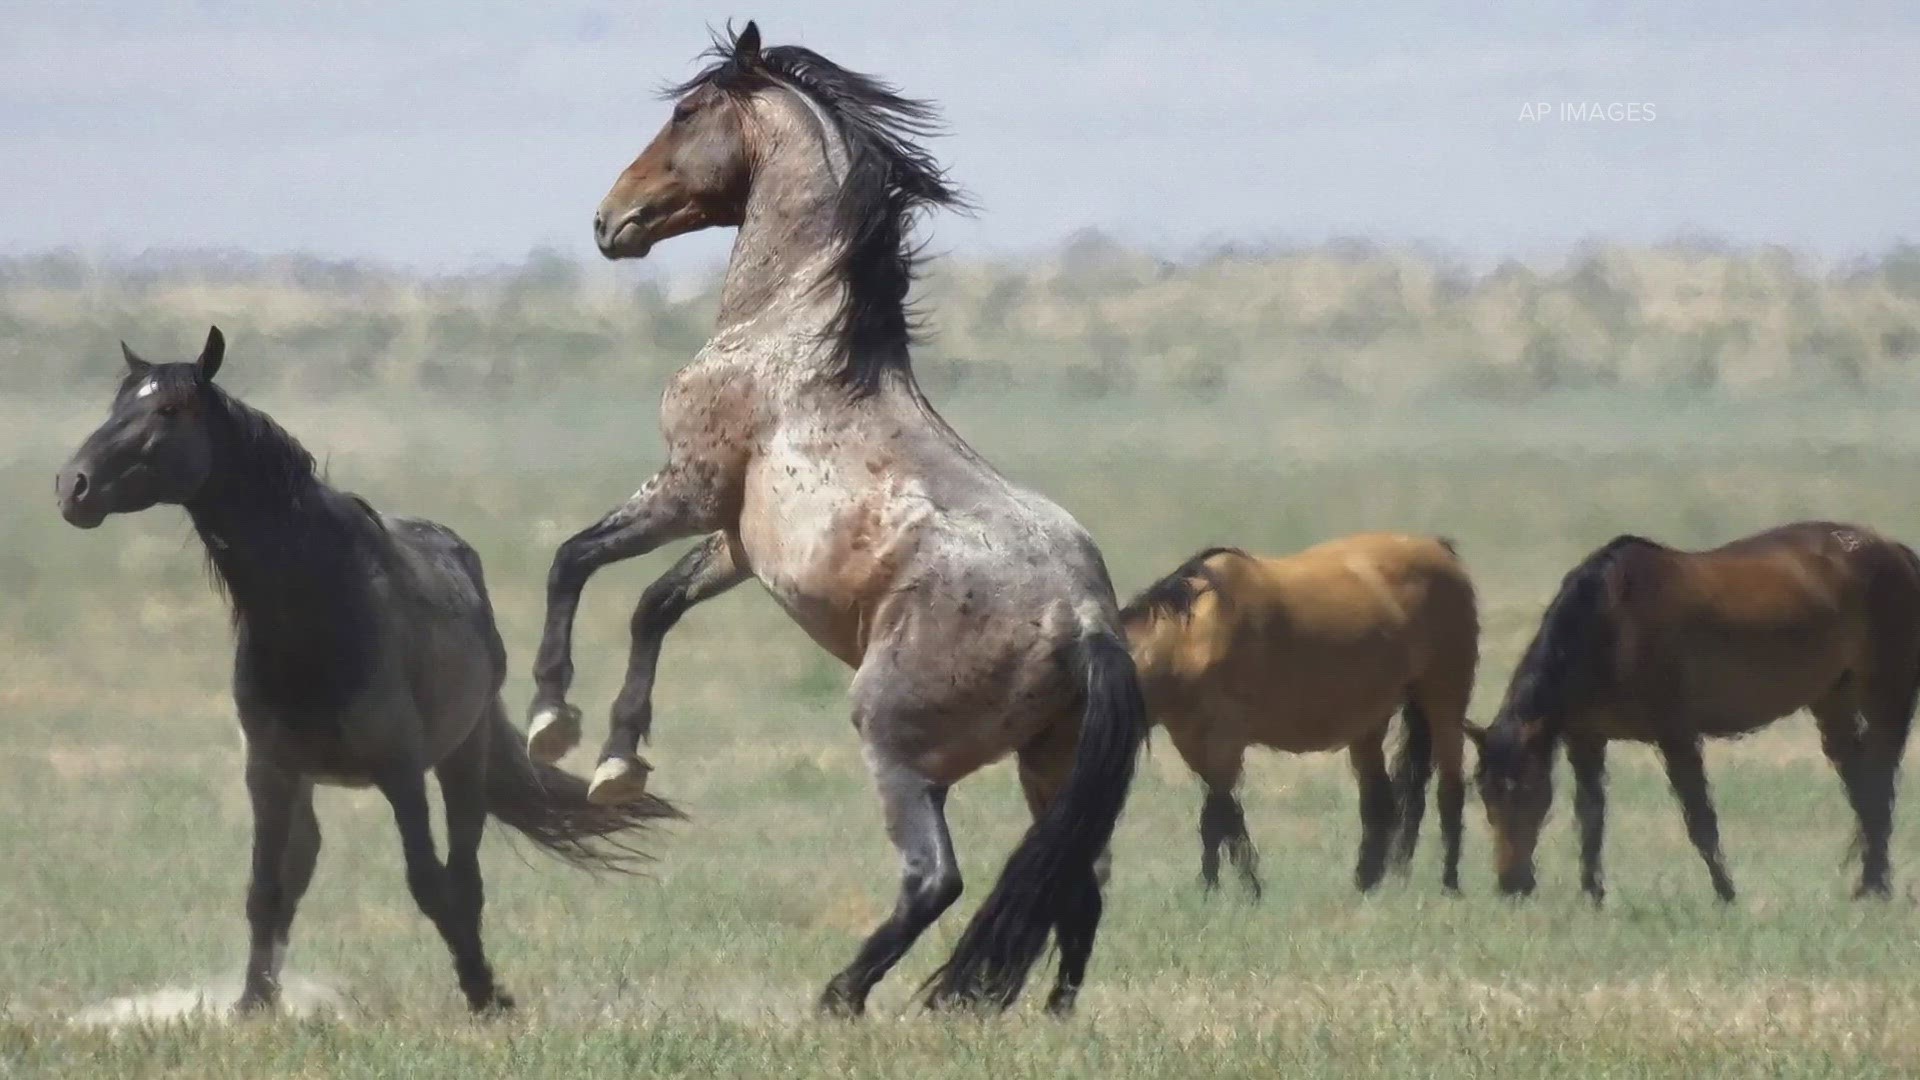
[519,23,1147,1015]
[1471,522,1920,902]
[1121,536,1480,896]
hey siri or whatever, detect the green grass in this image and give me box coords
[4,387,1919,1077]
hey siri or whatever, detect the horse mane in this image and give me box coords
[671,24,968,394]
[1485,534,1651,761]
[1120,547,1248,627]
[182,376,386,722]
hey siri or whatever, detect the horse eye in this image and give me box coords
[672,99,698,123]
[157,404,180,418]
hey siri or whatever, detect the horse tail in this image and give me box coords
[1388,699,1434,869]
[923,616,1149,1011]
[1879,541,1920,753]
[481,699,681,872]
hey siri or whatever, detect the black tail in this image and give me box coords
[1388,700,1434,869]
[1877,542,1920,756]
[482,701,681,873]
[922,626,1149,1011]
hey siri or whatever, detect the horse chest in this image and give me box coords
[738,458,930,663]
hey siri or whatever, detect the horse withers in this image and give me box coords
[54,329,676,1014]
[1122,536,1479,896]
[1472,522,1920,902]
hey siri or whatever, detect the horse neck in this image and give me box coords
[713,93,866,378]
[185,447,367,635]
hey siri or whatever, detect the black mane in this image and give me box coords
[672,24,968,394]
[1484,534,1652,765]
[1121,548,1247,627]
[182,377,385,724]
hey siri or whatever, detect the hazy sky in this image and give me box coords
[5,1,1918,275]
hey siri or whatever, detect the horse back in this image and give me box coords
[1129,535,1474,736]
[376,514,510,685]
[1618,523,1920,735]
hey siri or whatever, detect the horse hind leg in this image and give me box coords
[1388,698,1435,873]
[1657,735,1737,902]
[379,757,506,1013]
[588,532,748,804]
[818,752,961,1018]
[1816,677,1911,899]
[435,728,514,1012]
[1418,686,1471,894]
[1350,733,1397,893]
[1014,732,1120,1012]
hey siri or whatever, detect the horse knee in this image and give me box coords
[634,584,688,638]
[906,865,962,921]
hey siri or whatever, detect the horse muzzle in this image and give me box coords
[593,205,658,260]
[55,467,106,529]
[1497,869,1538,897]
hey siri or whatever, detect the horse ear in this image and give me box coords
[736,20,762,61]
[120,341,151,378]
[196,325,225,383]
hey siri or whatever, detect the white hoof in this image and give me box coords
[526,707,581,764]
[587,757,653,806]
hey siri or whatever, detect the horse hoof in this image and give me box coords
[232,995,276,1018]
[527,706,581,763]
[816,982,865,1019]
[587,757,653,805]
[471,990,516,1016]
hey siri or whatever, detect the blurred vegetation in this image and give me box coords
[7,233,1920,398]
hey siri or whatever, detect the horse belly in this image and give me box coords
[1679,640,1849,736]
[1231,644,1411,754]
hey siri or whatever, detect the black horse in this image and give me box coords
[55,327,677,1014]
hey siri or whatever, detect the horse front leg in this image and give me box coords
[527,466,722,763]
[587,531,750,805]
[235,757,319,1015]
[1567,736,1608,903]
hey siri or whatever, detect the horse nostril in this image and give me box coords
[593,211,606,240]
[68,472,89,500]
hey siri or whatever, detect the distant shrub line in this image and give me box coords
[6,234,1919,398]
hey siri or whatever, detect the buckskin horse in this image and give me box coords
[520,23,1147,1015]
[54,329,674,1014]
[1120,537,1479,896]
[1472,522,1920,902]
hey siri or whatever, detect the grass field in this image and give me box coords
[4,384,1920,1077]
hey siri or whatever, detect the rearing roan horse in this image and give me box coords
[522,23,1147,1015]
